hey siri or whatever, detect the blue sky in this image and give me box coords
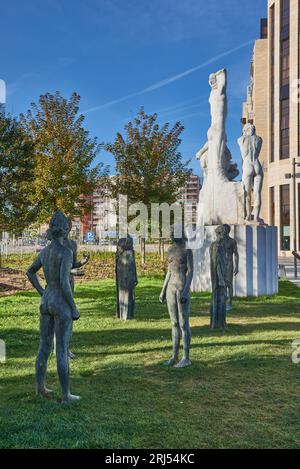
[0,0,267,178]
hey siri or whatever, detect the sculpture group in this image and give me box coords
[197,68,264,226]
[25,67,276,403]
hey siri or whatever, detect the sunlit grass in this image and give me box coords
[0,278,300,448]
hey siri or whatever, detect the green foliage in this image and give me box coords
[1,279,300,448]
[105,107,191,206]
[0,110,36,233]
[20,92,108,223]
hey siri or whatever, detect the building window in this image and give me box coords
[270,187,275,226]
[280,38,290,87]
[280,184,290,251]
[260,18,268,39]
[270,4,275,163]
[281,0,290,36]
[280,98,290,159]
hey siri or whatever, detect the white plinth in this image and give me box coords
[191,225,278,297]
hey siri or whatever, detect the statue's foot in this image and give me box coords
[174,358,192,369]
[68,351,76,360]
[164,357,178,366]
[61,393,81,404]
[37,386,54,397]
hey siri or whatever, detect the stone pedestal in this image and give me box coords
[191,225,278,297]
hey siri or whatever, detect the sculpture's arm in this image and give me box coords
[292,251,300,262]
[254,137,263,160]
[60,250,78,315]
[217,262,226,287]
[216,69,226,94]
[26,255,45,297]
[237,137,245,159]
[181,250,194,302]
[159,270,171,303]
[196,142,208,160]
[70,240,90,269]
[233,241,239,276]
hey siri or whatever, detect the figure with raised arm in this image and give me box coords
[159,225,194,368]
[27,211,80,404]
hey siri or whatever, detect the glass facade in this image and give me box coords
[280,0,290,160]
[280,184,290,251]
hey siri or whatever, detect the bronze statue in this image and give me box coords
[47,221,90,359]
[27,211,80,404]
[210,225,227,329]
[115,236,138,320]
[159,226,194,368]
[223,224,239,311]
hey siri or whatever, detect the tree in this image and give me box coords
[20,91,108,223]
[104,108,192,264]
[0,109,36,233]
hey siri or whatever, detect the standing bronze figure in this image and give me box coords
[210,225,227,329]
[159,226,194,368]
[27,211,80,404]
[116,236,138,320]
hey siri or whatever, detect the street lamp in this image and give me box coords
[285,158,300,278]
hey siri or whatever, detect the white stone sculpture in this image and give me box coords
[238,123,264,224]
[196,69,244,226]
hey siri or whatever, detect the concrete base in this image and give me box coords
[191,225,278,297]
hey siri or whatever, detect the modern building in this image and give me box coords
[79,188,117,241]
[178,174,202,228]
[243,0,300,255]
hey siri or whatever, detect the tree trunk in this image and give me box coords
[161,239,165,261]
[141,237,146,265]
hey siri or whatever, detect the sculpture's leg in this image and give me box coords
[127,287,135,320]
[175,294,191,368]
[36,313,55,397]
[220,287,228,329]
[226,280,233,311]
[210,290,218,329]
[243,175,252,221]
[165,289,180,366]
[55,316,80,403]
[253,173,263,222]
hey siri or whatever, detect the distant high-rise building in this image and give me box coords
[242,0,300,255]
[178,174,202,228]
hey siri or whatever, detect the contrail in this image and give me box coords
[83,39,254,115]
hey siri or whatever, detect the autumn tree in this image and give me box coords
[104,108,191,264]
[20,92,108,223]
[0,109,36,233]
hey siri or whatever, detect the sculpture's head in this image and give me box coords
[215,225,226,242]
[170,224,187,243]
[125,235,134,251]
[223,224,231,236]
[209,73,218,90]
[48,211,70,240]
[243,123,255,137]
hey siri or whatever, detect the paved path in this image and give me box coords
[279,257,300,287]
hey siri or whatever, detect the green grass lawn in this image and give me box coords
[1,278,300,449]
